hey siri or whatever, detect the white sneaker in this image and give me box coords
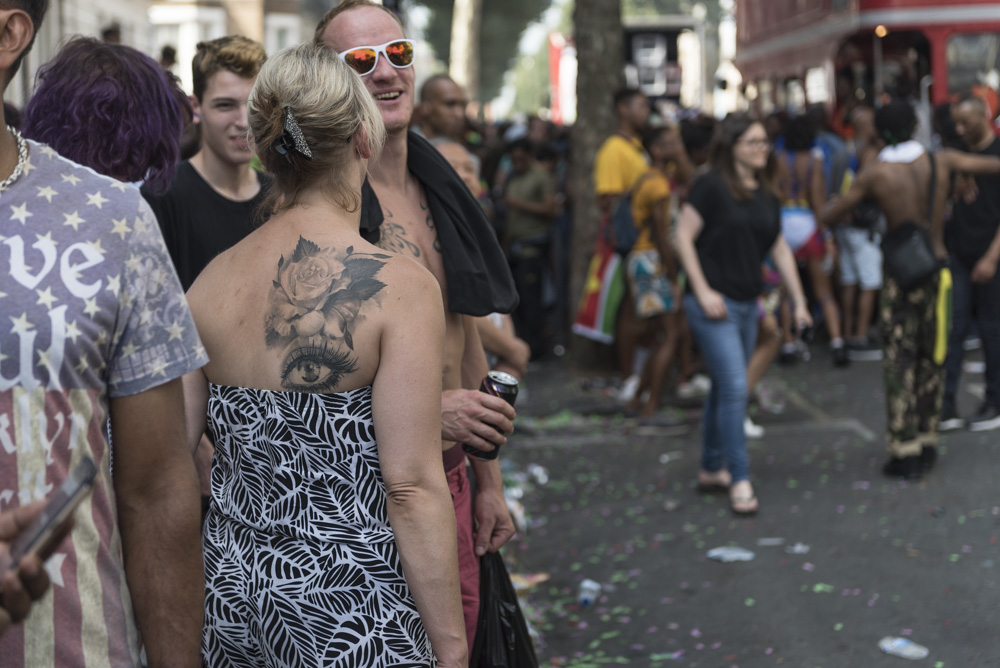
[677,374,711,399]
[744,416,764,439]
[615,374,641,402]
[690,374,711,393]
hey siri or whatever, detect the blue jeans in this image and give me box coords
[684,294,759,483]
[943,256,1000,409]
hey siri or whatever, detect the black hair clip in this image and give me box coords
[274,106,313,161]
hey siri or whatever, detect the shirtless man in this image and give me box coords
[315,0,517,650]
[822,100,1000,480]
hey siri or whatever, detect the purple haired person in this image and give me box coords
[22,36,189,194]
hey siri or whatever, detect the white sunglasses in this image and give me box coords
[339,39,415,76]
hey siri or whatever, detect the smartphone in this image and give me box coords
[5,456,98,570]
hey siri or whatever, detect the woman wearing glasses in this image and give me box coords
[674,114,812,516]
[185,44,467,666]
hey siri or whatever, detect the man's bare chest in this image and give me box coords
[375,192,445,283]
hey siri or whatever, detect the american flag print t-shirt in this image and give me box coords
[0,140,206,667]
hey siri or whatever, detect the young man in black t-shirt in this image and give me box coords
[940,94,1000,432]
[143,35,270,290]
[142,35,270,505]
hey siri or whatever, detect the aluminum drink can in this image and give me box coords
[462,371,518,461]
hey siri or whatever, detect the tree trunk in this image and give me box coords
[449,0,482,102]
[569,0,623,365]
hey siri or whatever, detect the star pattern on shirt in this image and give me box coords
[105,274,121,295]
[60,172,81,186]
[65,319,82,343]
[63,210,84,231]
[20,157,35,177]
[74,356,90,374]
[35,286,58,309]
[120,341,139,358]
[193,344,207,360]
[110,217,130,239]
[150,360,168,377]
[86,191,109,209]
[124,253,142,272]
[10,202,31,224]
[166,320,186,341]
[39,144,58,159]
[10,312,33,334]
[89,239,105,256]
[110,181,128,192]
[82,297,100,318]
[37,348,56,371]
[36,185,57,202]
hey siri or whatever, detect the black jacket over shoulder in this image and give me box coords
[360,131,518,316]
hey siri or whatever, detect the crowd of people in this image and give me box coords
[583,83,1000,515]
[1,0,1000,663]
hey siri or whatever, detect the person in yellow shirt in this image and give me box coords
[593,88,650,397]
[624,126,685,422]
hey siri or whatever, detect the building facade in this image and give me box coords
[7,0,314,108]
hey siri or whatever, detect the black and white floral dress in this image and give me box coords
[201,383,433,667]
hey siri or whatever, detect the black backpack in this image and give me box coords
[606,172,654,256]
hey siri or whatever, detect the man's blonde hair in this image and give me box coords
[313,0,404,48]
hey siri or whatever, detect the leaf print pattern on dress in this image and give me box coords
[201,384,434,666]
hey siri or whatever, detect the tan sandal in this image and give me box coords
[696,470,732,493]
[730,495,759,516]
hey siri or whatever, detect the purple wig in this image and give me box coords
[23,37,187,194]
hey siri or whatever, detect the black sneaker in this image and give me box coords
[968,403,1000,432]
[883,455,922,480]
[831,343,850,367]
[939,404,965,432]
[779,344,798,366]
[847,336,883,361]
[920,446,938,472]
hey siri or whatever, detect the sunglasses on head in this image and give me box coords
[339,39,414,76]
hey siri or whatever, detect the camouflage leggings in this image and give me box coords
[880,270,949,457]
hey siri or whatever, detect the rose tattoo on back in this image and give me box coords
[265,236,390,392]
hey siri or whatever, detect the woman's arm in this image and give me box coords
[673,202,726,318]
[372,265,467,667]
[182,368,209,454]
[808,153,827,225]
[649,195,678,280]
[770,234,813,329]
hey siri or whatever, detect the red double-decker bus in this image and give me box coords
[735,0,1000,123]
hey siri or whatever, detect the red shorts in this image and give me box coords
[447,461,479,653]
[794,230,826,261]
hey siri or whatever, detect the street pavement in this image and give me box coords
[500,343,999,667]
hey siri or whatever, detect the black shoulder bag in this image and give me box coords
[880,152,939,291]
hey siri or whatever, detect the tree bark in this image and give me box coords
[570,0,624,365]
[449,0,482,102]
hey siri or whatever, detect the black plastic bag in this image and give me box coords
[469,551,539,667]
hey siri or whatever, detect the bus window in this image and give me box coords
[947,33,1000,104]
[806,67,829,104]
[759,79,774,114]
[785,78,806,114]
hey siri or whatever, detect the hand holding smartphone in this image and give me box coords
[0,456,96,633]
[3,456,98,572]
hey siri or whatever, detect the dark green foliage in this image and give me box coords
[417,0,552,101]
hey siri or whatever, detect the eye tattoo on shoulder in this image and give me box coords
[264,236,390,392]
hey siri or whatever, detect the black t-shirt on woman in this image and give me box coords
[686,171,781,302]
